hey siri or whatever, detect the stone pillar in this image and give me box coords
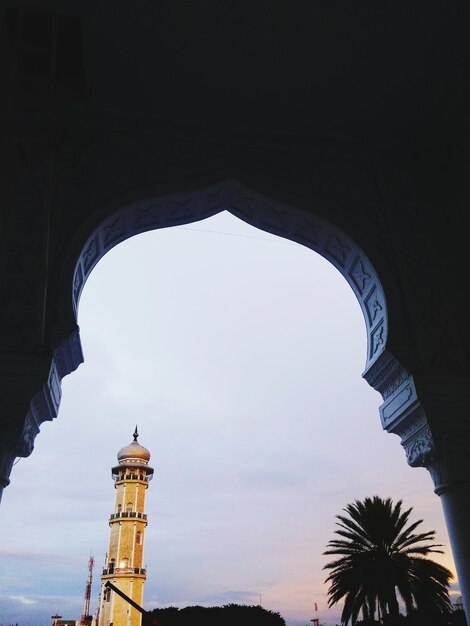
[425,405,470,622]
[377,370,470,620]
[438,486,470,617]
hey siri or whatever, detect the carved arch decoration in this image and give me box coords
[14,179,426,489]
[72,179,388,364]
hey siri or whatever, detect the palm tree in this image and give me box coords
[323,496,453,625]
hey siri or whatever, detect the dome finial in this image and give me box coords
[117,427,150,463]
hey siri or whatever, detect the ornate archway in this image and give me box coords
[72,179,390,368]
[4,179,470,617]
[16,179,417,475]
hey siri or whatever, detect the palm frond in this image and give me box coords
[323,496,452,625]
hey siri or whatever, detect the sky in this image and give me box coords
[0,211,460,626]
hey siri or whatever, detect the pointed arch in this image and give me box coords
[24,179,414,483]
[72,179,388,369]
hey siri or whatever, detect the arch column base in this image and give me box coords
[439,485,470,618]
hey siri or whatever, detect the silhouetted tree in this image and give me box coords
[355,608,467,626]
[324,496,453,625]
[145,603,285,626]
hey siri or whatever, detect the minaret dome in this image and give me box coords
[117,426,151,464]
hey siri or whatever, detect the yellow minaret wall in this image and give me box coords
[99,429,153,626]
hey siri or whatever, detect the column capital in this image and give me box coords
[376,372,470,495]
[412,377,470,495]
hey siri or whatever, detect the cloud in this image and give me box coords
[0,593,82,626]
[7,595,37,605]
[0,548,80,565]
[0,547,89,570]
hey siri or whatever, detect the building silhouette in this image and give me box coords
[99,428,153,626]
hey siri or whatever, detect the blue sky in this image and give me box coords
[0,212,457,626]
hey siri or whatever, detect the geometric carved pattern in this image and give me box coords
[71,179,388,373]
[7,181,466,511]
[9,180,404,494]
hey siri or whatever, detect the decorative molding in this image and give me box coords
[362,350,410,399]
[376,374,470,494]
[381,381,415,426]
[16,407,41,458]
[4,179,468,505]
[403,425,434,467]
[0,327,84,499]
[72,179,389,374]
[375,376,437,469]
[3,180,392,497]
[0,445,17,489]
[53,326,84,380]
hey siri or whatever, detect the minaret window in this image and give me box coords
[126,502,133,512]
[117,504,122,514]
[136,531,142,545]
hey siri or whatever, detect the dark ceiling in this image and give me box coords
[2,1,469,151]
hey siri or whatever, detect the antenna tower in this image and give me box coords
[309,601,320,626]
[80,554,95,626]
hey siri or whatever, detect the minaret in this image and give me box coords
[99,427,154,626]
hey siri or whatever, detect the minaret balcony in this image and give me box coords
[102,566,146,576]
[114,472,151,482]
[109,511,147,521]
